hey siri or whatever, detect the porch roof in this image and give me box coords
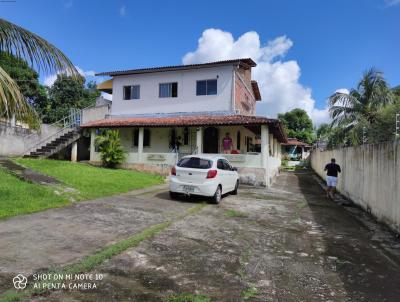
[81,114,287,143]
[281,138,310,147]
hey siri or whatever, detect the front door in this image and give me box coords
[203,127,219,153]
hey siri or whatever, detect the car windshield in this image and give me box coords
[177,157,212,169]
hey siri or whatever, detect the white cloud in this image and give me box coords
[335,88,349,94]
[119,5,127,16]
[182,28,330,125]
[43,66,97,87]
[76,66,96,77]
[311,107,330,126]
[44,74,58,87]
[385,0,400,6]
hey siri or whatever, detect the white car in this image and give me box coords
[169,154,239,204]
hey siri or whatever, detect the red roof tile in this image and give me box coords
[81,114,287,143]
[281,138,310,147]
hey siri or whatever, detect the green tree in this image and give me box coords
[329,68,394,129]
[328,68,395,146]
[315,123,331,140]
[44,75,100,123]
[363,101,400,144]
[0,18,78,127]
[82,80,101,108]
[326,126,351,149]
[0,52,48,121]
[393,85,400,103]
[95,130,125,168]
[278,108,314,144]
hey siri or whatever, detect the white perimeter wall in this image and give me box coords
[311,141,400,233]
[0,124,60,156]
[111,65,234,115]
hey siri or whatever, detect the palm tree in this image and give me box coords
[0,18,78,127]
[328,68,394,131]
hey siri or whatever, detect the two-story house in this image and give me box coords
[81,58,286,186]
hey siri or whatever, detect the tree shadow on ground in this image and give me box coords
[293,170,400,301]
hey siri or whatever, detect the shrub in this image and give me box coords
[95,130,125,168]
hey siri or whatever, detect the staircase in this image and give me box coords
[23,109,82,159]
[24,130,80,158]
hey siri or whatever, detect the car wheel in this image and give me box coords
[212,186,222,204]
[231,180,239,195]
[169,191,179,200]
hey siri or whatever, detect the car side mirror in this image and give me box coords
[231,167,238,171]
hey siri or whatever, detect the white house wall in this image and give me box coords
[216,126,257,154]
[89,125,282,186]
[111,65,234,116]
[114,126,257,154]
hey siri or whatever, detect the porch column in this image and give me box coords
[71,141,78,162]
[269,133,274,156]
[301,146,305,159]
[274,138,278,157]
[277,141,282,159]
[261,125,270,187]
[90,129,96,161]
[196,127,203,154]
[138,127,144,162]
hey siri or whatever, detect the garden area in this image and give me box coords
[0,159,164,219]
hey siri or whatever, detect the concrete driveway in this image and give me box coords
[0,184,195,294]
[1,172,400,301]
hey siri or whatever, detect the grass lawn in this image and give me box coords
[15,158,164,200]
[0,167,69,219]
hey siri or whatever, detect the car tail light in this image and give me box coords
[171,166,176,176]
[206,169,218,179]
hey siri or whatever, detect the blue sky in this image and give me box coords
[1,0,399,123]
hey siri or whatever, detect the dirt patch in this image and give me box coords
[0,158,60,185]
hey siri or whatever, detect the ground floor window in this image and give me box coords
[133,129,151,147]
[246,136,254,152]
[183,127,189,145]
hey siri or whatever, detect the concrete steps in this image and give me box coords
[24,130,81,158]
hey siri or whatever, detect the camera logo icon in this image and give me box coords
[13,274,28,290]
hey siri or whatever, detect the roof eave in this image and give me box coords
[95,58,257,77]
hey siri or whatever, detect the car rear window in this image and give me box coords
[177,157,212,169]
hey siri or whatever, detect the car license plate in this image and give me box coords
[182,185,195,193]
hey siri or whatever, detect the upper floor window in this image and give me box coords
[159,82,178,98]
[196,79,217,96]
[123,85,140,100]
